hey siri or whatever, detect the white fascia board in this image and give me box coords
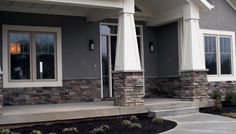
[191,0,214,11]
[15,0,124,9]
[226,0,236,11]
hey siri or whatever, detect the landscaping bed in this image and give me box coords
[3,114,177,134]
[200,103,236,119]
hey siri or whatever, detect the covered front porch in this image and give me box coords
[0,0,215,124]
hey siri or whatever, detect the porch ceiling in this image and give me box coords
[0,0,121,21]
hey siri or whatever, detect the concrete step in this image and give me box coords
[147,102,195,111]
[148,107,199,117]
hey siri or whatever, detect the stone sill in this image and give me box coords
[112,70,144,74]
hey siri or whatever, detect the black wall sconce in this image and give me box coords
[149,42,154,53]
[89,39,95,51]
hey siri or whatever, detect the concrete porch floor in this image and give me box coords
[0,99,214,126]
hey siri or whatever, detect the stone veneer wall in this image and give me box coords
[113,72,144,106]
[209,81,236,99]
[145,77,181,98]
[180,71,209,101]
[3,79,101,106]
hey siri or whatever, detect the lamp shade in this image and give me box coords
[10,43,21,54]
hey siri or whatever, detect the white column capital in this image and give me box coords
[122,0,135,14]
[184,0,200,20]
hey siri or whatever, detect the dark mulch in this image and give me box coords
[200,102,236,116]
[10,114,177,134]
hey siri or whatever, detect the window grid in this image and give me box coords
[204,34,233,76]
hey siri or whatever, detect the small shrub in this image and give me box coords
[0,129,11,134]
[129,123,142,129]
[215,98,222,111]
[152,117,164,124]
[121,120,131,126]
[62,127,78,133]
[212,90,222,100]
[31,130,42,134]
[225,92,236,106]
[130,115,138,121]
[89,125,109,134]
[100,125,110,131]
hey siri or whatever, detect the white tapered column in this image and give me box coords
[115,0,141,71]
[113,0,144,107]
[181,0,206,71]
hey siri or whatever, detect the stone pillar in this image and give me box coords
[180,70,209,101]
[0,74,3,115]
[113,71,144,106]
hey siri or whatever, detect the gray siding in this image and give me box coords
[0,11,101,80]
[0,11,179,80]
[144,22,179,77]
[200,0,236,35]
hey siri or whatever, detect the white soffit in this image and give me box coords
[227,0,236,11]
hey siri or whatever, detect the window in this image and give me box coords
[3,25,62,88]
[201,29,236,81]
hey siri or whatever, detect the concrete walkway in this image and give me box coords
[163,113,236,134]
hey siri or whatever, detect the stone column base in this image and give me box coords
[113,71,144,107]
[180,70,209,101]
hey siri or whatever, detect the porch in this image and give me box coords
[0,0,215,125]
[0,99,213,126]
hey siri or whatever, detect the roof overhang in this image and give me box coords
[191,0,214,11]
[226,0,236,11]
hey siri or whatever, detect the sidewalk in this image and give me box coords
[163,113,236,134]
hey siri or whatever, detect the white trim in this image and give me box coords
[200,29,236,82]
[226,0,236,11]
[2,25,63,88]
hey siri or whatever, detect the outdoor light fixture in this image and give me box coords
[149,42,154,53]
[89,39,95,51]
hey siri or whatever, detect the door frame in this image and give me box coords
[99,22,144,99]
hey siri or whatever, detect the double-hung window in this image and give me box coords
[2,25,62,88]
[201,29,236,81]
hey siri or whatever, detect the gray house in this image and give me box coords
[0,0,236,124]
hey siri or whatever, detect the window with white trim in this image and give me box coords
[201,29,236,81]
[2,25,62,88]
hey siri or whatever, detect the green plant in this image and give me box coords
[0,129,12,134]
[100,125,110,131]
[121,120,132,126]
[62,127,78,133]
[129,123,142,129]
[212,90,222,100]
[130,115,138,121]
[152,117,164,124]
[225,92,236,105]
[31,130,42,134]
[89,125,109,134]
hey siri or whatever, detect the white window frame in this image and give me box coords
[201,29,236,82]
[2,25,63,88]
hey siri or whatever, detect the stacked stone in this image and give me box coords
[113,71,144,107]
[180,70,209,101]
[145,77,181,98]
[209,81,236,99]
[3,79,101,106]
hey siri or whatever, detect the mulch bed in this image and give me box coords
[200,102,236,116]
[10,114,177,134]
